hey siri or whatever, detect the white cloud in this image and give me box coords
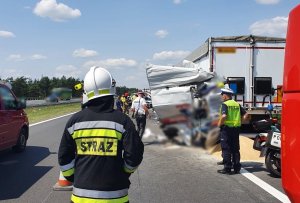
[31,54,47,60]
[155,30,169,39]
[7,54,24,61]
[102,58,137,67]
[55,65,82,78]
[153,50,191,61]
[33,0,81,22]
[73,48,98,58]
[255,0,280,5]
[83,58,137,69]
[173,0,182,4]
[7,54,47,61]
[249,16,288,37]
[0,31,15,38]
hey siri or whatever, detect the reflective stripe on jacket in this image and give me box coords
[71,187,129,203]
[58,101,143,203]
[223,100,241,127]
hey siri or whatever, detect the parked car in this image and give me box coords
[0,82,29,152]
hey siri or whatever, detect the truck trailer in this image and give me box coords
[181,35,286,123]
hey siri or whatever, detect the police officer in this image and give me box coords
[217,87,248,174]
[58,66,144,203]
[131,90,149,138]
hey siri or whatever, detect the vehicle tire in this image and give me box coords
[265,150,281,178]
[12,128,27,153]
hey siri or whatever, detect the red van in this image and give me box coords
[0,82,29,152]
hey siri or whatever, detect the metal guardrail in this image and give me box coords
[26,98,81,107]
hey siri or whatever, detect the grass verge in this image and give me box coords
[25,103,81,124]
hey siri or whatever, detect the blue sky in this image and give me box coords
[0,0,298,88]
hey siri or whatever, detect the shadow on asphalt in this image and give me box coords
[267,173,281,179]
[241,161,268,173]
[143,141,162,146]
[0,146,53,200]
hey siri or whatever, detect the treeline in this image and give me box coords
[2,76,82,98]
[1,76,139,99]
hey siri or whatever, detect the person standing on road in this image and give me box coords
[131,90,149,138]
[116,95,123,112]
[217,87,248,174]
[120,94,126,113]
[58,66,144,203]
[131,93,138,118]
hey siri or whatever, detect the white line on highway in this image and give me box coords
[240,168,291,203]
[29,112,77,127]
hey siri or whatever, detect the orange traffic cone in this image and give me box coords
[53,171,73,191]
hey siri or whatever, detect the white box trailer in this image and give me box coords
[181,35,285,121]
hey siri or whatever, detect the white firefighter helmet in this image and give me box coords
[82,93,88,105]
[84,66,116,101]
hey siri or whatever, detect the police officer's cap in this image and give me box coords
[220,88,234,95]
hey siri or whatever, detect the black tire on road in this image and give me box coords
[265,150,281,178]
[12,128,27,153]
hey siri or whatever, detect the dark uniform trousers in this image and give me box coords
[136,114,146,138]
[220,126,241,171]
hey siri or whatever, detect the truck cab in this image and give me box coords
[0,82,29,152]
[282,4,300,202]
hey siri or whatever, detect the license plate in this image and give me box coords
[270,132,281,148]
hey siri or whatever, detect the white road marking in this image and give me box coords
[29,112,77,127]
[240,168,291,203]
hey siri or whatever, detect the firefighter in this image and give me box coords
[217,87,248,174]
[58,66,144,203]
[120,94,127,114]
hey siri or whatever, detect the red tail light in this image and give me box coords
[272,118,278,124]
[259,136,267,142]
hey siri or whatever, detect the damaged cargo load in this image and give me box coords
[146,63,222,146]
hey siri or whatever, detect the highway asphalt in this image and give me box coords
[0,113,288,203]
